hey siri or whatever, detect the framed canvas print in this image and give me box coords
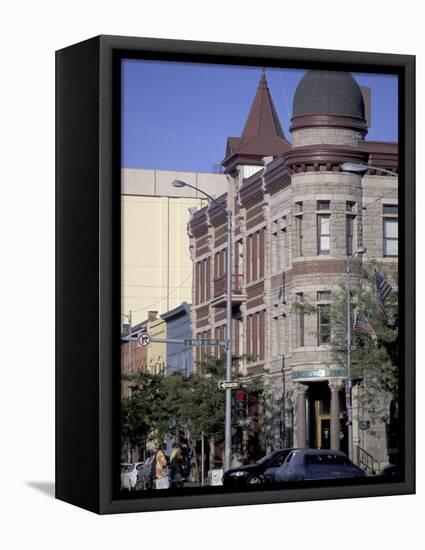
[56,35,415,514]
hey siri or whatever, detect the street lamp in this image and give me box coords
[346,245,367,462]
[340,162,397,177]
[172,179,234,472]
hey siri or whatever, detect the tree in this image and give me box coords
[121,352,266,464]
[120,371,167,456]
[330,263,399,402]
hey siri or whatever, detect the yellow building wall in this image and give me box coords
[146,316,167,374]
[121,195,205,325]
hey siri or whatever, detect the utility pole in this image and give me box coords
[128,310,132,463]
[224,208,233,472]
[346,263,353,462]
[172,180,234,472]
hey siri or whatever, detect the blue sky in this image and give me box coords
[122,59,398,173]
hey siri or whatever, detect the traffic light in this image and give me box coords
[235,390,246,420]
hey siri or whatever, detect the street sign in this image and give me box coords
[137,332,152,347]
[218,380,240,391]
[184,338,223,347]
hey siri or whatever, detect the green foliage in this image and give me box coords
[121,371,167,451]
[330,263,399,401]
[121,354,263,456]
[290,301,317,315]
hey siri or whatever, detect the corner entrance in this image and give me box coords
[306,381,348,454]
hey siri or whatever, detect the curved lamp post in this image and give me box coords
[172,180,233,472]
[340,161,397,177]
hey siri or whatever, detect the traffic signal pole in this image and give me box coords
[224,208,233,473]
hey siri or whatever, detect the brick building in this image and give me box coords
[188,70,398,469]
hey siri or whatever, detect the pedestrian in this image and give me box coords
[180,439,192,482]
[152,445,170,490]
[169,443,184,488]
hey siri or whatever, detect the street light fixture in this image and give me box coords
[340,162,397,177]
[172,179,234,472]
[346,245,367,462]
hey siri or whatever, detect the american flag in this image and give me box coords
[375,271,393,320]
[353,313,378,346]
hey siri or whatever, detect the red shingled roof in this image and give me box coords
[222,71,291,169]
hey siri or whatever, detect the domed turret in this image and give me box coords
[293,70,365,120]
[290,70,367,146]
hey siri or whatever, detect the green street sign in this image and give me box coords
[184,338,223,347]
[218,380,240,391]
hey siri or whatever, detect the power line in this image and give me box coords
[126,272,193,315]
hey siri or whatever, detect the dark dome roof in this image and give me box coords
[292,70,365,120]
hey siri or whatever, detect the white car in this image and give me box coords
[121,462,144,490]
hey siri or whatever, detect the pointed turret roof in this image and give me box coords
[222,70,291,173]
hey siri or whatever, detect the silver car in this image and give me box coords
[263,449,366,482]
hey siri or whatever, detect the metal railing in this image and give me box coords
[356,445,380,475]
[213,273,243,298]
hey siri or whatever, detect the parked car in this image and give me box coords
[120,462,144,490]
[380,463,400,480]
[223,449,297,488]
[263,449,366,483]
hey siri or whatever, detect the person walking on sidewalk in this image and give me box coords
[169,443,184,489]
[153,445,170,489]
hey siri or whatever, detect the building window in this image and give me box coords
[251,231,258,281]
[346,201,356,212]
[383,204,399,215]
[259,228,265,278]
[295,202,303,257]
[196,262,201,304]
[296,292,304,347]
[259,310,265,360]
[317,304,331,345]
[383,204,398,257]
[346,215,354,256]
[317,214,330,254]
[383,219,398,256]
[206,257,211,300]
[317,291,331,301]
[317,200,330,211]
[296,216,303,256]
[317,291,331,345]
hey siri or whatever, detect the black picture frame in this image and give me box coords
[56,35,415,514]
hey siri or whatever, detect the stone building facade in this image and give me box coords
[188,70,398,469]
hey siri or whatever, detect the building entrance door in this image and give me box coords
[308,382,348,451]
[317,416,331,449]
[317,415,348,452]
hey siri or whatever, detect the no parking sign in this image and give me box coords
[137,332,151,347]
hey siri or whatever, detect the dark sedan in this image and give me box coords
[223,449,296,488]
[263,449,366,483]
